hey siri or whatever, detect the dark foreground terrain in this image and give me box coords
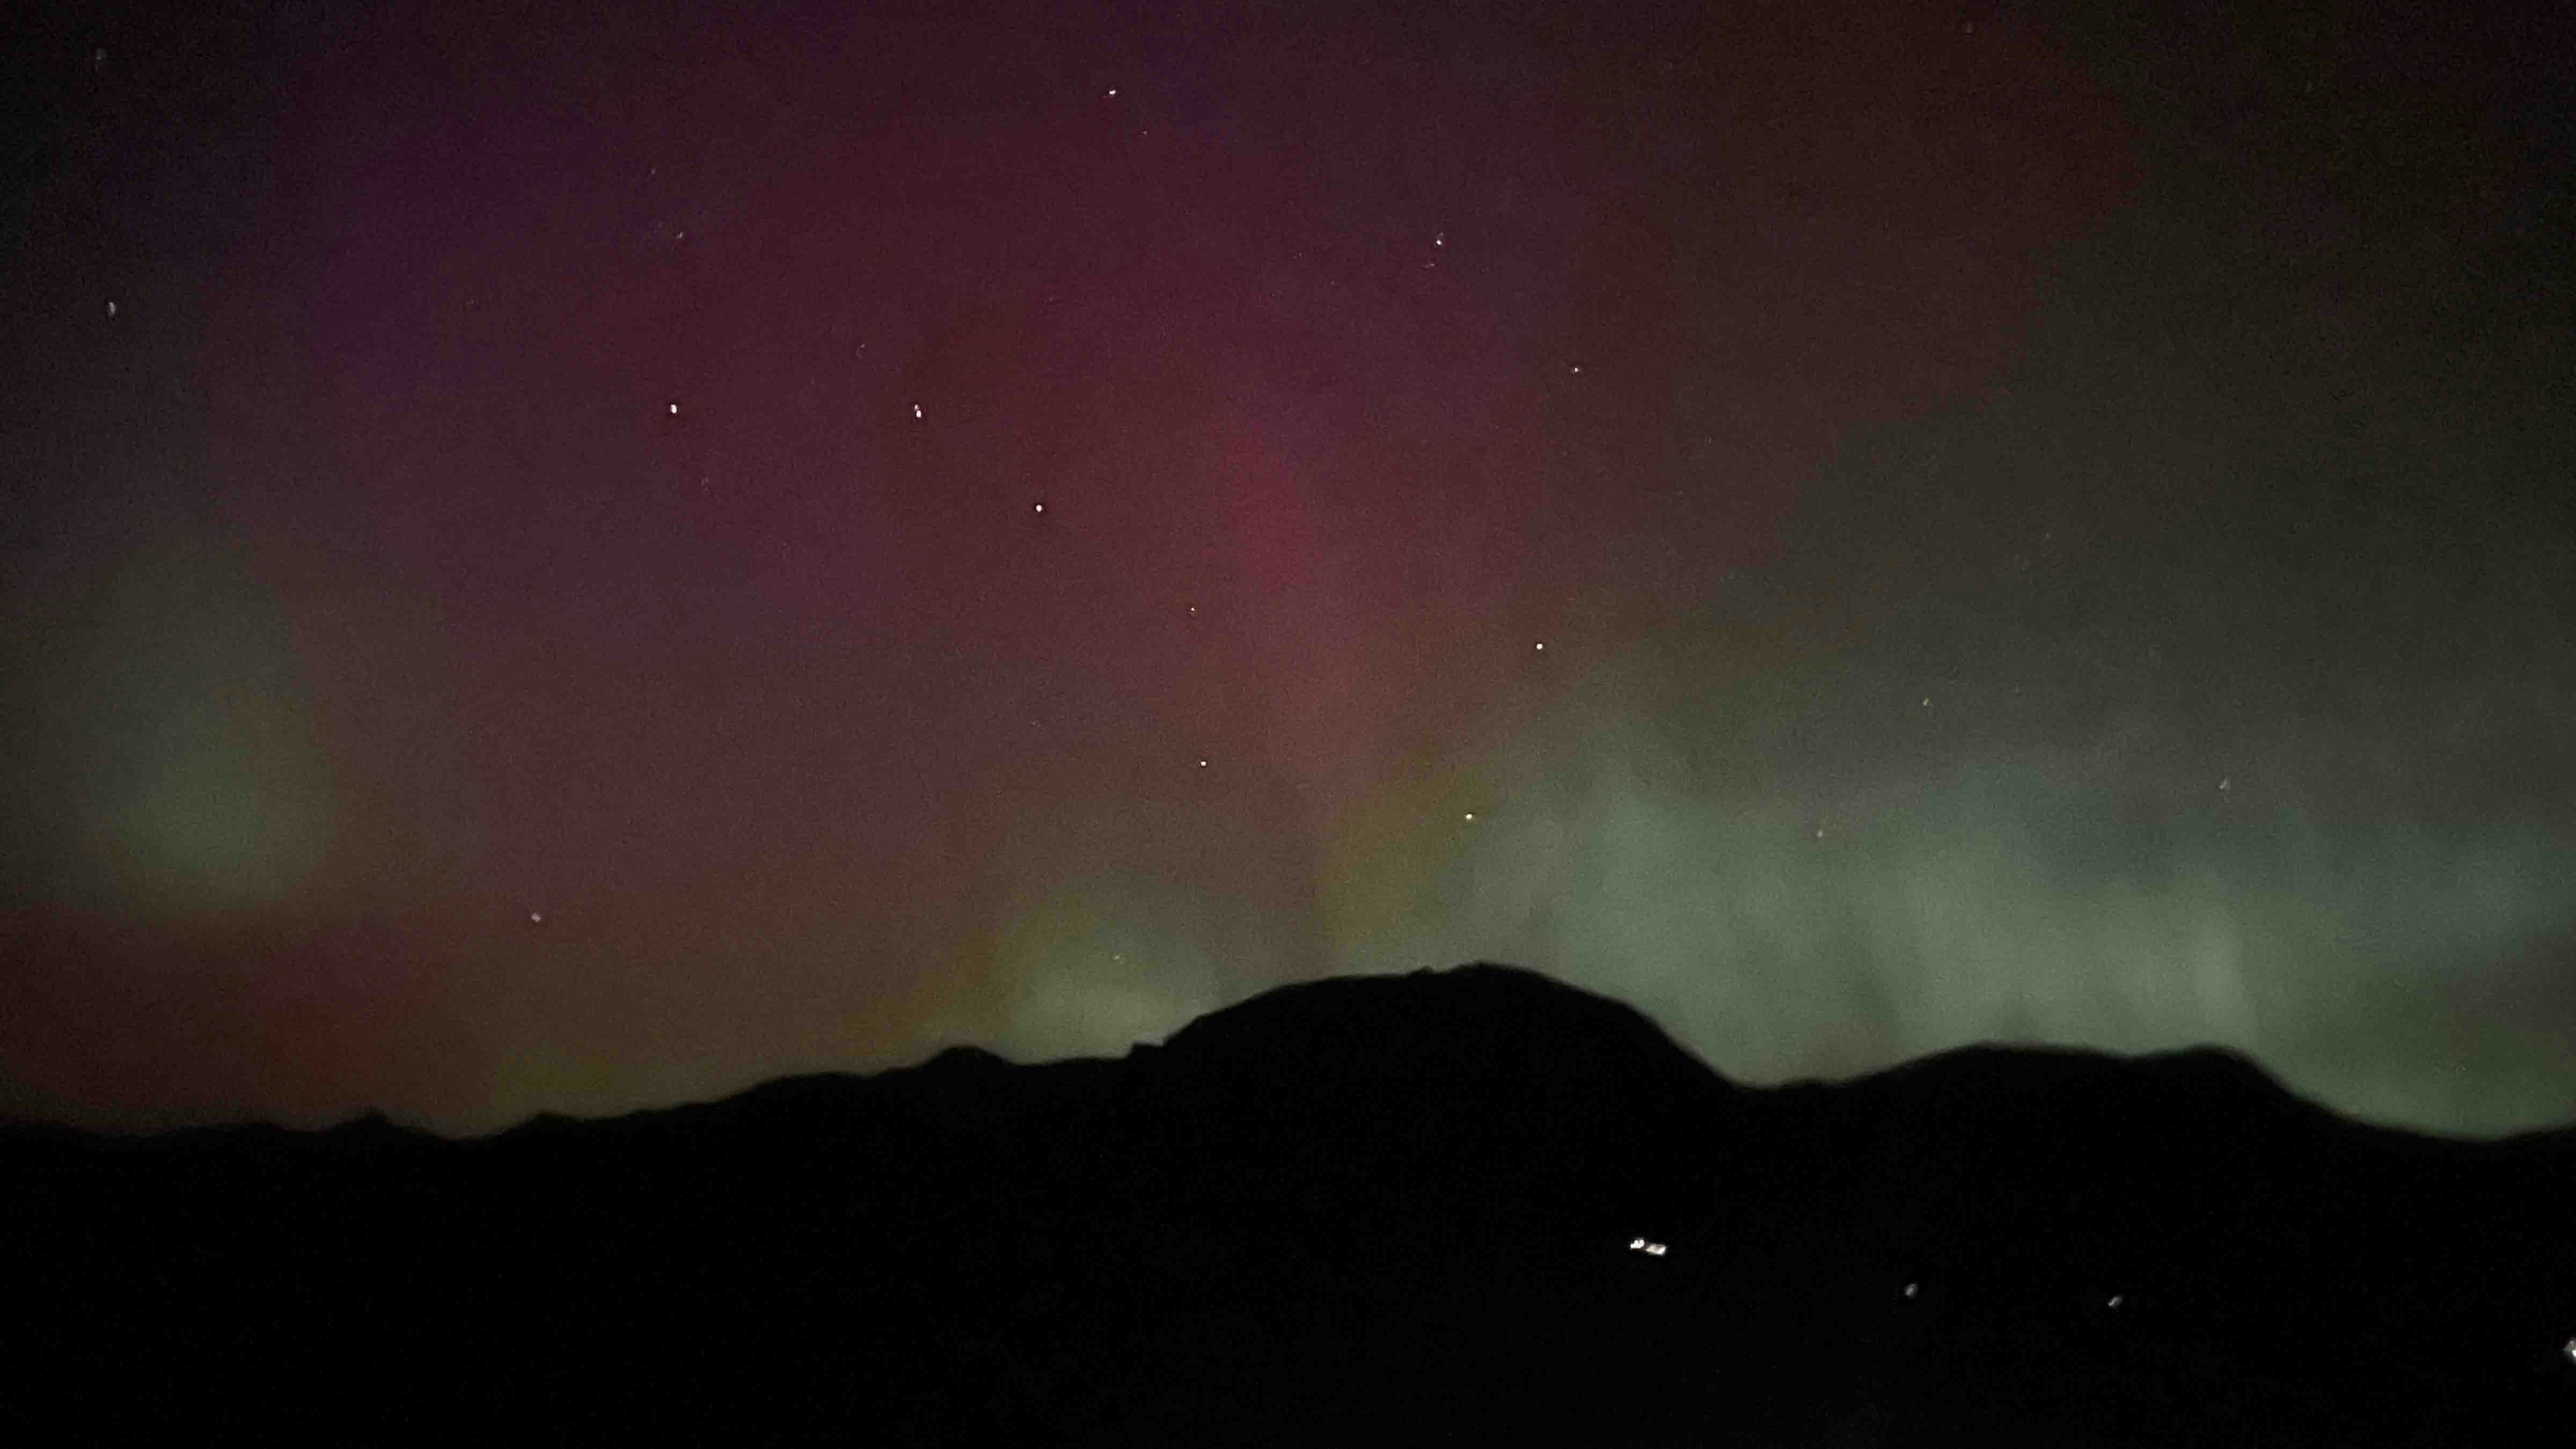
[6,963,2571,1444]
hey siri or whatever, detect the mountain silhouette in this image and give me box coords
[5,962,2570,1444]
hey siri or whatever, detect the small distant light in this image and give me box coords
[1107,87,1118,97]
[106,300,117,318]
[1815,828,1826,840]
[1922,697,1931,707]
[1533,641,1545,651]
[1903,1282,1919,1300]
[1197,759,1209,767]
[2562,1337,2575,1366]
[912,402,923,419]
[1570,364,1583,375]
[2218,776,2231,792]
[668,402,679,415]
[1463,812,1475,821]
[1033,501,1045,513]
[1628,1238,1667,1256]
[529,911,544,924]
[2107,1294,2124,1309]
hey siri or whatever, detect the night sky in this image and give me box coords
[5,0,2571,1138]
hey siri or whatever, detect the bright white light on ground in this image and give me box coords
[1628,1238,1666,1256]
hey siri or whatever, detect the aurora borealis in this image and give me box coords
[5,0,2571,1137]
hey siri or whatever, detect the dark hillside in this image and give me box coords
[6,963,2570,1444]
